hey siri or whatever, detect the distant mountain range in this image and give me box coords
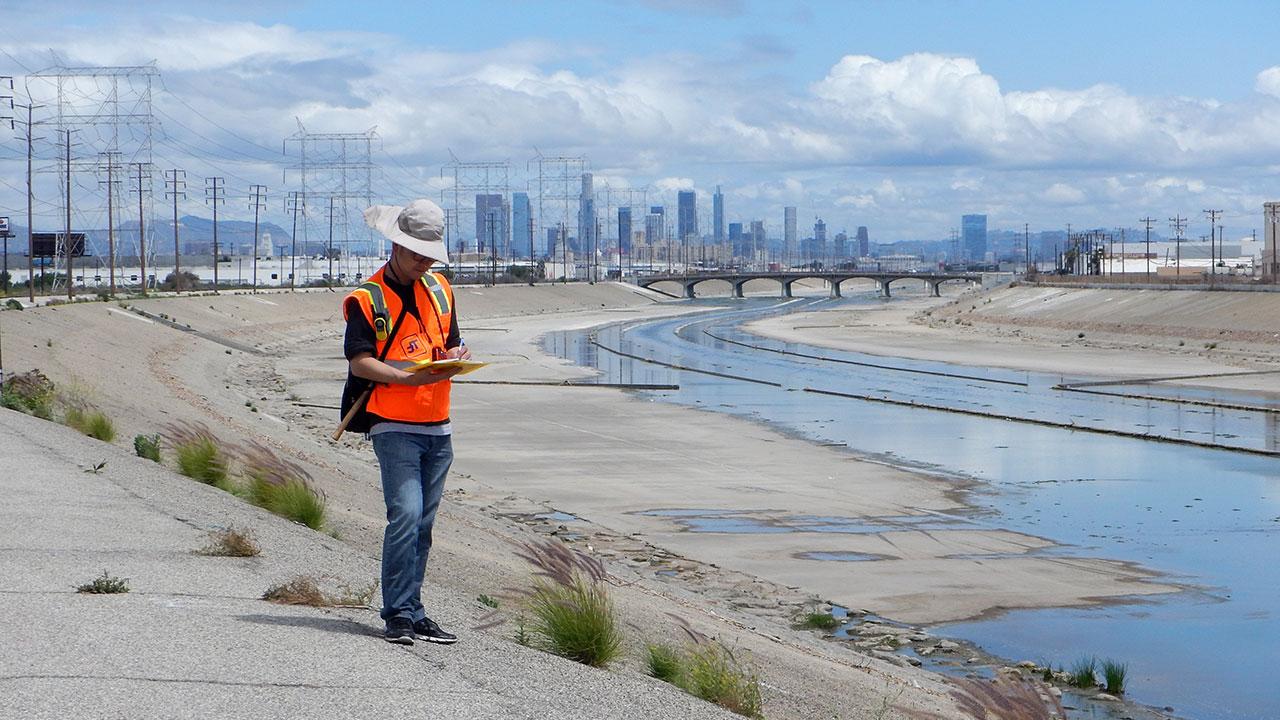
[0,215,370,257]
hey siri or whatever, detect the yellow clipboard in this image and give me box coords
[408,358,488,376]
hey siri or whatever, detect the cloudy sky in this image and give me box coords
[2,0,1279,244]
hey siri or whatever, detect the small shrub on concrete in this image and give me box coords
[794,609,839,631]
[77,570,130,594]
[239,441,326,530]
[134,433,162,462]
[516,539,622,668]
[1,370,56,419]
[477,593,499,608]
[198,528,260,557]
[65,406,116,442]
[167,422,231,489]
[1101,658,1127,695]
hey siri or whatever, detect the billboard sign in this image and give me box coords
[31,232,87,258]
[0,216,8,234]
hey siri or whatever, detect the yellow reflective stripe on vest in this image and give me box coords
[356,281,390,341]
[421,273,451,317]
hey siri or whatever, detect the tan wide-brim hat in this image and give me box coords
[363,199,450,264]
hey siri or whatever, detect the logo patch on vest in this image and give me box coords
[400,333,429,359]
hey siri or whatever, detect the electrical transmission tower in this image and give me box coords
[283,122,376,284]
[528,151,587,281]
[27,61,159,280]
[596,184,647,278]
[442,151,510,267]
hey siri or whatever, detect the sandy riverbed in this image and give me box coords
[2,280,1199,719]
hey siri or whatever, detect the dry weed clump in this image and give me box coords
[908,672,1067,720]
[198,527,261,557]
[261,575,376,608]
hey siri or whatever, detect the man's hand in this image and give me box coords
[402,365,463,385]
[445,344,472,360]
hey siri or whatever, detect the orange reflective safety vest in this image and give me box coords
[343,267,455,425]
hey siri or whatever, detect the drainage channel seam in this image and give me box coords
[801,386,1280,458]
[699,328,1029,387]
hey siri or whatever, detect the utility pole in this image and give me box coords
[1139,216,1156,281]
[326,194,336,289]
[1169,215,1187,276]
[0,80,11,299]
[1204,209,1221,282]
[286,191,301,290]
[486,212,497,286]
[97,152,122,296]
[249,184,268,290]
[16,102,45,302]
[528,213,536,285]
[1023,223,1030,274]
[205,177,225,291]
[164,169,186,290]
[129,163,150,295]
[63,129,77,301]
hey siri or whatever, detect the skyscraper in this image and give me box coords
[814,218,827,261]
[677,190,698,244]
[512,192,531,258]
[750,220,766,260]
[834,231,847,259]
[475,193,506,253]
[712,186,725,244]
[618,206,632,255]
[784,207,797,264]
[962,214,988,262]
[578,173,595,255]
[728,222,744,256]
[856,226,870,257]
[645,206,665,248]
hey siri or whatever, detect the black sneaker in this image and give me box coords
[413,617,457,644]
[383,617,415,645]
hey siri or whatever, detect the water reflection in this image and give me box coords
[546,296,1280,720]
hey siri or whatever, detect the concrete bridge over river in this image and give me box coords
[634,270,984,299]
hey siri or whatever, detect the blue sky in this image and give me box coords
[2,0,1279,242]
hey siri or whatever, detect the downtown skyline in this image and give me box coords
[2,0,1279,247]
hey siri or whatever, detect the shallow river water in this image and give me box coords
[547,294,1280,720]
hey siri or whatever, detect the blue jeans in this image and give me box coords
[371,432,453,622]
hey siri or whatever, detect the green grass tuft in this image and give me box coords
[477,593,499,608]
[167,422,229,486]
[525,576,621,667]
[1069,656,1097,689]
[77,570,129,594]
[1101,658,1127,695]
[240,441,326,530]
[65,406,116,442]
[516,540,622,668]
[685,641,764,719]
[133,433,162,462]
[646,643,685,685]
